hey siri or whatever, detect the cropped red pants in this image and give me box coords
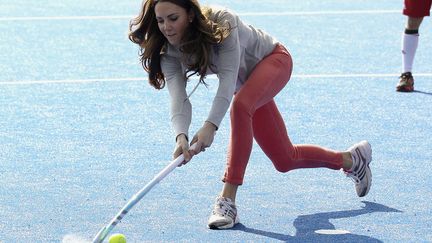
[403,0,432,18]
[223,44,344,185]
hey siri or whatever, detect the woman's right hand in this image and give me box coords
[173,134,193,166]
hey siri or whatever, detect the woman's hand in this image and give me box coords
[190,121,217,155]
[173,134,192,166]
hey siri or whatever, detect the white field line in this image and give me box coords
[2,73,432,86]
[239,9,400,16]
[293,73,432,78]
[0,15,133,21]
[0,77,145,85]
[0,10,400,22]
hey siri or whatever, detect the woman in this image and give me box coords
[129,0,373,230]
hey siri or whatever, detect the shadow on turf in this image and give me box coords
[232,201,402,242]
[413,90,432,96]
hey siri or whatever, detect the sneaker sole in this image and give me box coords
[357,141,372,197]
[358,164,372,197]
[396,84,414,92]
[396,87,414,92]
[208,217,239,230]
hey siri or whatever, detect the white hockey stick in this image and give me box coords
[92,143,197,243]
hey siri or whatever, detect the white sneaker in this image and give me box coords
[345,140,372,197]
[207,196,239,229]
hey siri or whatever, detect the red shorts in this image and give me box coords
[403,0,432,17]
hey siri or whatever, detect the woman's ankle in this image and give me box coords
[342,151,353,171]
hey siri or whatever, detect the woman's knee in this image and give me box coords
[272,157,296,173]
[274,163,294,173]
[231,95,253,117]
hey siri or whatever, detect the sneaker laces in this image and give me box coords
[345,148,362,184]
[345,170,361,184]
[399,72,413,84]
[345,149,367,185]
[212,197,236,219]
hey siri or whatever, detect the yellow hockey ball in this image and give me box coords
[108,233,126,243]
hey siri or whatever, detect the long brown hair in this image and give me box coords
[128,0,231,89]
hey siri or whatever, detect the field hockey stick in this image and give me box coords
[92,143,197,243]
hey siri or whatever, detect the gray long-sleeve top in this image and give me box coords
[161,7,278,139]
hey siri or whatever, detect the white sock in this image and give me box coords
[402,33,419,73]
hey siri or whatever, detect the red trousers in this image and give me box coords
[223,44,343,185]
